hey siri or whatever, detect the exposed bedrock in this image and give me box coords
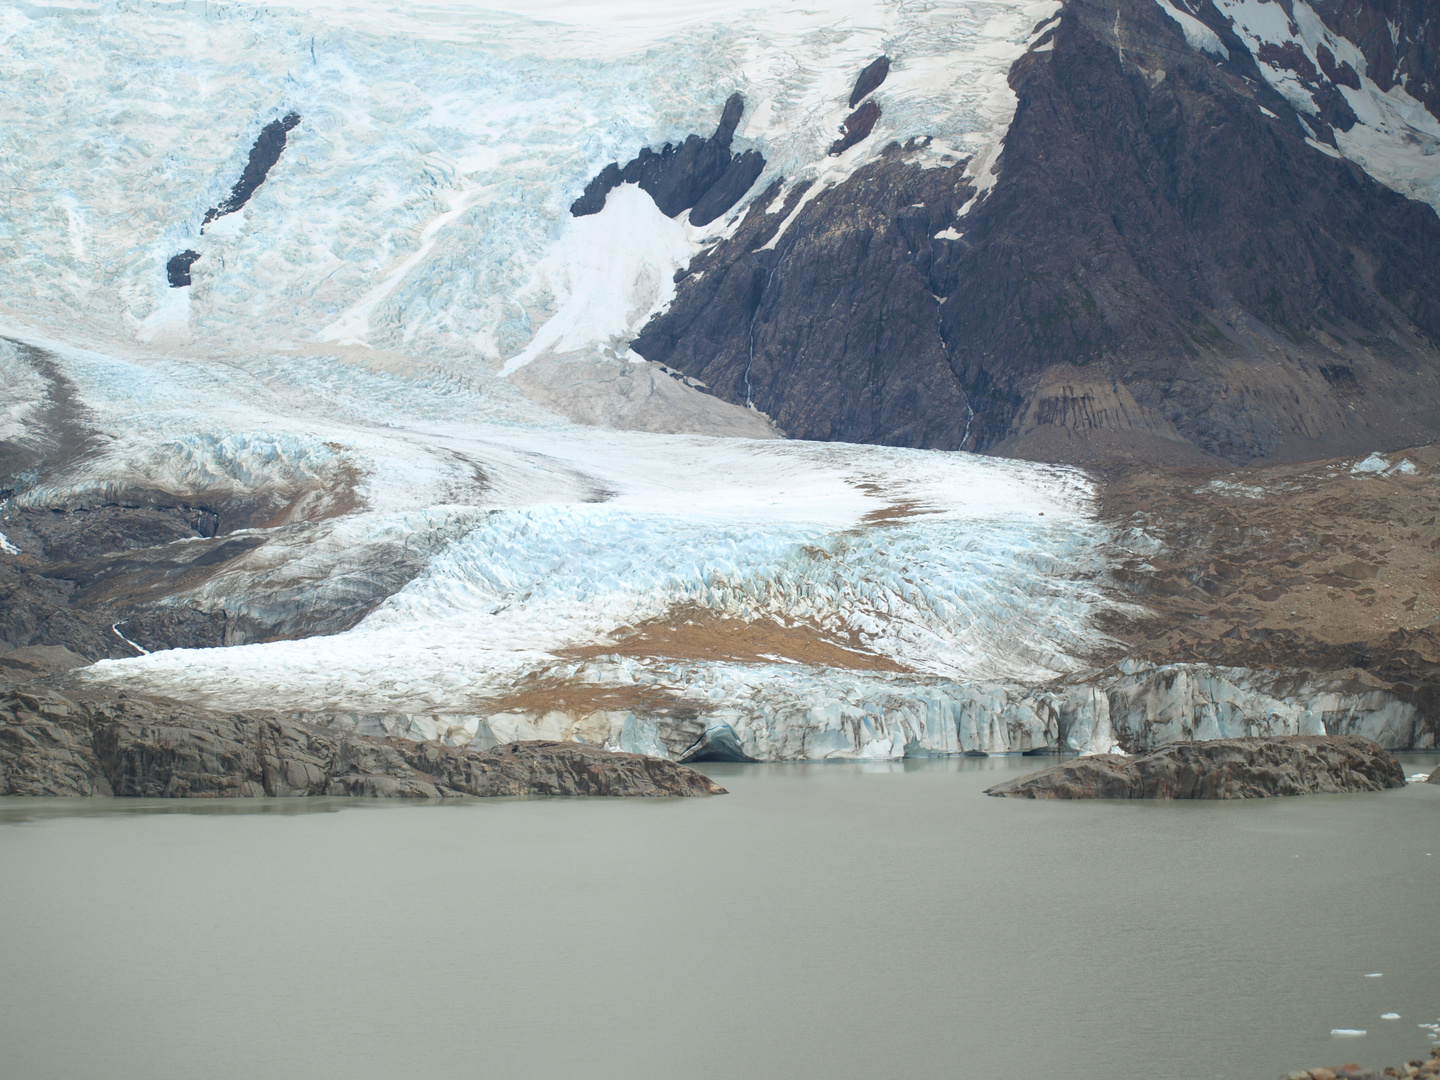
[202,111,301,229]
[829,100,880,156]
[983,735,1407,798]
[165,250,201,289]
[569,93,766,226]
[0,683,723,798]
[167,111,300,286]
[637,0,1440,465]
[849,55,890,107]
[632,150,977,448]
[0,499,481,660]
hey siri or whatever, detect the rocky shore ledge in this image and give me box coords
[985,736,1408,799]
[1282,1047,1440,1080]
[0,684,724,798]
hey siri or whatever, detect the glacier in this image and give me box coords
[1,0,1433,760]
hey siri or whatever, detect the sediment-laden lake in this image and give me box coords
[1,754,1436,1080]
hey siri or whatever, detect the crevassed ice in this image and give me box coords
[0,0,1134,759]
[0,0,1057,365]
[82,425,1115,717]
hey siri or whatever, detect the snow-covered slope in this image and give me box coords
[0,0,1058,373]
[1211,0,1440,212]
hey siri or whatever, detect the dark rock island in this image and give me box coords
[985,736,1407,799]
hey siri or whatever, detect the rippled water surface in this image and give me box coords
[2,754,1438,1080]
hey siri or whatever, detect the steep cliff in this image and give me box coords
[635,0,1440,465]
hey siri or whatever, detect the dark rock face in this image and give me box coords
[1429,765,1440,784]
[0,503,252,661]
[202,112,301,229]
[570,94,766,226]
[1312,0,1439,122]
[633,147,976,447]
[165,250,202,288]
[0,684,725,798]
[828,100,880,156]
[849,56,890,107]
[984,736,1407,798]
[690,149,766,227]
[636,0,1440,464]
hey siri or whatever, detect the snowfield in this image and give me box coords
[0,0,1061,365]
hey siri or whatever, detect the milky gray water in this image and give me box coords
[2,754,1437,1080]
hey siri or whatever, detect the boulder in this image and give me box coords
[985,736,1406,799]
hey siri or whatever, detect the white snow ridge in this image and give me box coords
[0,0,1128,760]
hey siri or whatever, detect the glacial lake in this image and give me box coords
[1,754,1437,1080]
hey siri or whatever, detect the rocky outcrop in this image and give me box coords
[165,250,201,288]
[1281,1044,1440,1080]
[167,112,301,287]
[849,56,890,107]
[201,112,301,228]
[635,0,1440,464]
[984,735,1406,798]
[632,149,976,447]
[0,683,723,798]
[829,101,880,156]
[570,94,765,227]
[1429,765,1440,784]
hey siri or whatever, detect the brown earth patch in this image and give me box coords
[562,603,909,672]
[850,479,942,527]
[1097,444,1440,704]
[477,678,680,718]
[859,499,939,526]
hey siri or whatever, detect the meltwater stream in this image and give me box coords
[1,756,1438,1080]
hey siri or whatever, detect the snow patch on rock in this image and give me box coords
[1214,0,1440,213]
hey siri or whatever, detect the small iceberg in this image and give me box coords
[1382,1013,1401,1020]
[1364,972,1383,978]
[1330,1029,1367,1037]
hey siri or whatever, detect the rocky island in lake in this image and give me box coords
[984,736,1409,799]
